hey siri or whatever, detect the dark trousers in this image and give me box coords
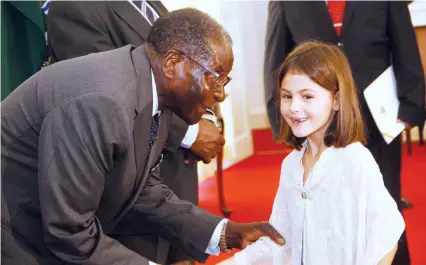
[366,135,410,265]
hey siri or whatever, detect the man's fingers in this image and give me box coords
[261,222,286,245]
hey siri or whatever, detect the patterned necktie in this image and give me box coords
[328,0,346,36]
[147,114,159,156]
[132,0,158,25]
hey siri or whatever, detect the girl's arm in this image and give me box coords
[361,151,404,265]
[377,245,397,265]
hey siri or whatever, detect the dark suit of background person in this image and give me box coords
[46,1,210,264]
[263,1,426,265]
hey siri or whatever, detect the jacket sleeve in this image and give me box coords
[129,165,223,263]
[38,94,147,265]
[165,114,190,152]
[47,1,115,61]
[388,1,426,127]
[264,1,294,140]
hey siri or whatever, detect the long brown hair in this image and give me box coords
[277,40,366,150]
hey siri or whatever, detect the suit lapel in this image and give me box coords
[105,110,171,232]
[133,104,153,181]
[104,46,155,231]
[131,45,155,182]
[340,1,355,38]
[108,1,151,40]
[284,2,339,44]
[317,1,339,39]
[145,110,170,170]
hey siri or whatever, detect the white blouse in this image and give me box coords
[230,142,404,265]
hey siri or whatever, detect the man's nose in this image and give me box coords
[213,87,226,103]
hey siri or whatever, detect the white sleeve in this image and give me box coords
[180,123,199,149]
[233,160,290,265]
[362,153,405,265]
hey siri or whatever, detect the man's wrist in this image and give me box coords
[223,221,240,250]
[202,113,222,129]
[180,123,199,149]
[219,220,233,253]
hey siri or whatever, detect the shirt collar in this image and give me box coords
[151,70,161,116]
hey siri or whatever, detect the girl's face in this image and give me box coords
[280,73,339,140]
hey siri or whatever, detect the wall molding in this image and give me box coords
[249,105,270,129]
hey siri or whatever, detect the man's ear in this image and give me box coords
[162,51,183,79]
[333,91,340,111]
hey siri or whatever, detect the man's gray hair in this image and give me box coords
[146,7,232,65]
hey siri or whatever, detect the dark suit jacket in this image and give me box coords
[264,1,426,141]
[46,1,199,263]
[1,45,221,265]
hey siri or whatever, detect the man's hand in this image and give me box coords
[190,119,225,163]
[225,221,285,249]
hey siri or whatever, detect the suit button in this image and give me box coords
[337,42,344,48]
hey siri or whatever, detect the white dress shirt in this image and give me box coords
[231,142,404,265]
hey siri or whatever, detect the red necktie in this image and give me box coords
[328,0,346,36]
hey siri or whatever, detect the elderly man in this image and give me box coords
[46,2,225,264]
[1,8,285,265]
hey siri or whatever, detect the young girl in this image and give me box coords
[227,41,404,265]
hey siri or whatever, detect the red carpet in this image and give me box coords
[197,129,426,265]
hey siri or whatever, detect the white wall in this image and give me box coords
[234,2,270,130]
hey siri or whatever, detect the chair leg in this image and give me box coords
[406,128,412,155]
[419,122,425,146]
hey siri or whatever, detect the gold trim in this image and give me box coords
[381,131,396,140]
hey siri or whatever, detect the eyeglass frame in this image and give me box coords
[175,50,232,88]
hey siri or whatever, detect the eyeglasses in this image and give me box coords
[177,51,232,88]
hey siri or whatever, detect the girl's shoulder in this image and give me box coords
[332,142,374,163]
[332,142,380,175]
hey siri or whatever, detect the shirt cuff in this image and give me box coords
[180,123,199,149]
[205,218,228,255]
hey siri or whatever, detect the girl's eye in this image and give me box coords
[303,95,314,100]
[282,94,292,99]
